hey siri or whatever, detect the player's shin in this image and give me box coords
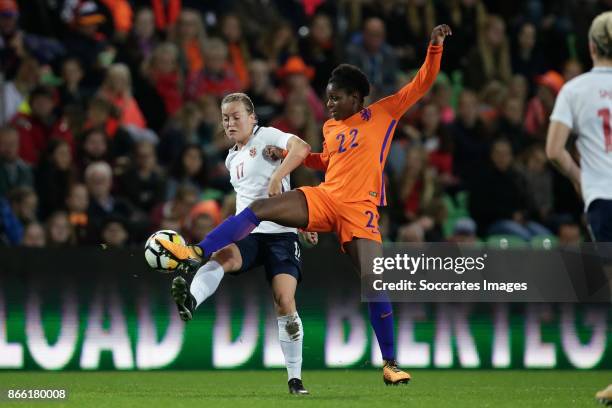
[197,208,261,256]
[189,260,225,308]
[277,312,303,381]
[368,300,396,360]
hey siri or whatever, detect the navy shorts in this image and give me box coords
[233,232,302,283]
[587,199,612,242]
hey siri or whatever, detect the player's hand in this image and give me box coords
[431,24,452,46]
[299,230,318,246]
[268,174,283,196]
[263,145,286,162]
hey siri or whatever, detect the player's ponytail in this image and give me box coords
[589,11,612,59]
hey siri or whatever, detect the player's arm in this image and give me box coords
[377,24,451,119]
[545,120,581,194]
[263,141,330,171]
[303,140,330,171]
[268,135,311,196]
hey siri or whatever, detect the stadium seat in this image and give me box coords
[442,191,470,237]
[530,234,559,249]
[486,235,528,249]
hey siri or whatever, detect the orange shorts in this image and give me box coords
[298,186,382,248]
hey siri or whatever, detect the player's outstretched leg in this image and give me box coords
[170,247,237,321]
[157,191,308,272]
[596,384,612,405]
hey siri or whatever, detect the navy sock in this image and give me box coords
[368,300,396,361]
[197,208,260,257]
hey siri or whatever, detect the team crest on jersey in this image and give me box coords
[249,147,257,157]
[360,108,372,121]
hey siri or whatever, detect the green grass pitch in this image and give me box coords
[0,370,609,407]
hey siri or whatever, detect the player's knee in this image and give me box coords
[274,293,295,315]
[249,199,266,218]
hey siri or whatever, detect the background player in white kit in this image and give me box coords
[171,93,315,395]
[545,11,612,405]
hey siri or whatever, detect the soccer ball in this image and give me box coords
[144,230,186,272]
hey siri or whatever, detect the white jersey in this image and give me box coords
[550,67,612,210]
[225,126,297,234]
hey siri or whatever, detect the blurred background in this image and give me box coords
[0,1,610,381]
[0,0,610,249]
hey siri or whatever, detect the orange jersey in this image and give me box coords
[304,44,443,206]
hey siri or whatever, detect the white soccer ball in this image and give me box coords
[144,229,186,272]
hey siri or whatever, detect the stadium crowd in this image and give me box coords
[0,0,609,248]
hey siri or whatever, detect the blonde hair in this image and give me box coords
[589,11,612,58]
[221,92,255,115]
[478,15,512,84]
[102,63,133,96]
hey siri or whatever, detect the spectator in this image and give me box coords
[12,85,72,165]
[276,56,325,123]
[76,128,112,174]
[35,139,76,219]
[430,79,455,125]
[447,217,478,244]
[84,161,136,242]
[220,13,251,89]
[0,125,33,197]
[494,96,529,155]
[271,97,320,151]
[398,146,436,221]
[518,144,553,222]
[562,59,583,82]
[21,222,45,247]
[185,37,242,100]
[257,20,298,70]
[438,0,487,72]
[58,57,87,110]
[65,183,89,244]
[298,13,339,96]
[45,210,75,247]
[166,144,208,199]
[142,42,183,116]
[120,7,159,69]
[451,90,491,187]
[101,216,129,248]
[157,102,203,166]
[469,138,551,240]
[246,59,283,126]
[0,57,40,125]
[346,17,398,100]
[150,184,198,231]
[7,185,38,225]
[169,9,206,75]
[464,15,512,91]
[511,22,545,91]
[63,1,110,85]
[0,0,64,79]
[524,70,564,140]
[116,140,166,212]
[98,63,146,128]
[83,97,118,137]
